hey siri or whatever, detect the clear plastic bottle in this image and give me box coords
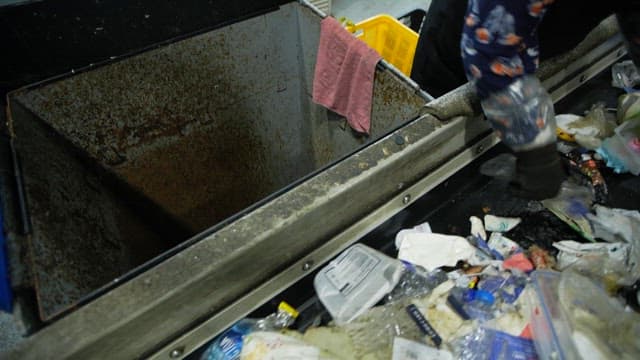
[200,301,299,360]
[385,260,448,304]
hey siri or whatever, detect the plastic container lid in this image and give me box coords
[313,244,403,324]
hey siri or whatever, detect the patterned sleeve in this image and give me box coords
[461,0,554,99]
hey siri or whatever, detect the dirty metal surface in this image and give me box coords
[6,106,487,359]
[13,3,312,232]
[312,69,428,166]
[11,1,427,233]
[8,101,181,321]
[7,3,427,323]
[9,104,184,320]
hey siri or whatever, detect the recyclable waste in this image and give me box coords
[197,202,640,360]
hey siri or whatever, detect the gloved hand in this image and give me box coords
[511,143,565,200]
[481,76,565,200]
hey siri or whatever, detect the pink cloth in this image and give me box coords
[312,17,382,134]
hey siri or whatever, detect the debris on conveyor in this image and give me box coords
[555,103,616,150]
[612,60,640,93]
[555,83,640,177]
[199,196,640,360]
[197,73,640,360]
[598,117,640,175]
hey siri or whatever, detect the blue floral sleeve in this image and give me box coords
[462,0,557,150]
[461,0,553,98]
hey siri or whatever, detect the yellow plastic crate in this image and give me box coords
[346,14,419,76]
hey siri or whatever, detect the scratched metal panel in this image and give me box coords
[7,2,425,321]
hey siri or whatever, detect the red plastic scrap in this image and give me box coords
[503,253,534,273]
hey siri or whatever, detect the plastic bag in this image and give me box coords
[553,240,637,286]
[597,117,640,175]
[240,332,331,360]
[481,76,556,151]
[541,181,594,241]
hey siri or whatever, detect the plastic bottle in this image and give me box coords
[200,301,299,360]
[385,261,448,304]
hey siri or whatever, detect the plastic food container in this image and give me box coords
[314,244,404,324]
[528,270,581,360]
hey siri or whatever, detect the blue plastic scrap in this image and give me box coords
[0,189,13,313]
[458,327,538,360]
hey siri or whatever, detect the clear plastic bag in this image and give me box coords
[541,181,595,241]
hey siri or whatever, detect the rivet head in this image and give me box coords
[402,194,411,204]
[170,347,184,358]
[476,145,485,155]
[302,261,314,271]
[395,135,405,145]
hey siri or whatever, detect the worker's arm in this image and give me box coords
[461,0,564,199]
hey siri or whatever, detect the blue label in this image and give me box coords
[203,320,254,360]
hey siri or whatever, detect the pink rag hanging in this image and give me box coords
[312,17,382,134]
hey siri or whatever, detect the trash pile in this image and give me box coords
[197,60,640,360]
[555,92,640,177]
[200,206,640,360]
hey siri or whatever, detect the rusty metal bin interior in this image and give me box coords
[2,1,427,321]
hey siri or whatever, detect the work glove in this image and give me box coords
[511,143,565,200]
[481,76,565,200]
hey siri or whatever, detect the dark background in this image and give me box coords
[0,0,291,102]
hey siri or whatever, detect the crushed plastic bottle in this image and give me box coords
[385,261,448,304]
[454,327,538,360]
[612,60,640,92]
[200,301,299,360]
[447,286,496,321]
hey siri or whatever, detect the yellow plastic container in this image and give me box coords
[346,14,419,76]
